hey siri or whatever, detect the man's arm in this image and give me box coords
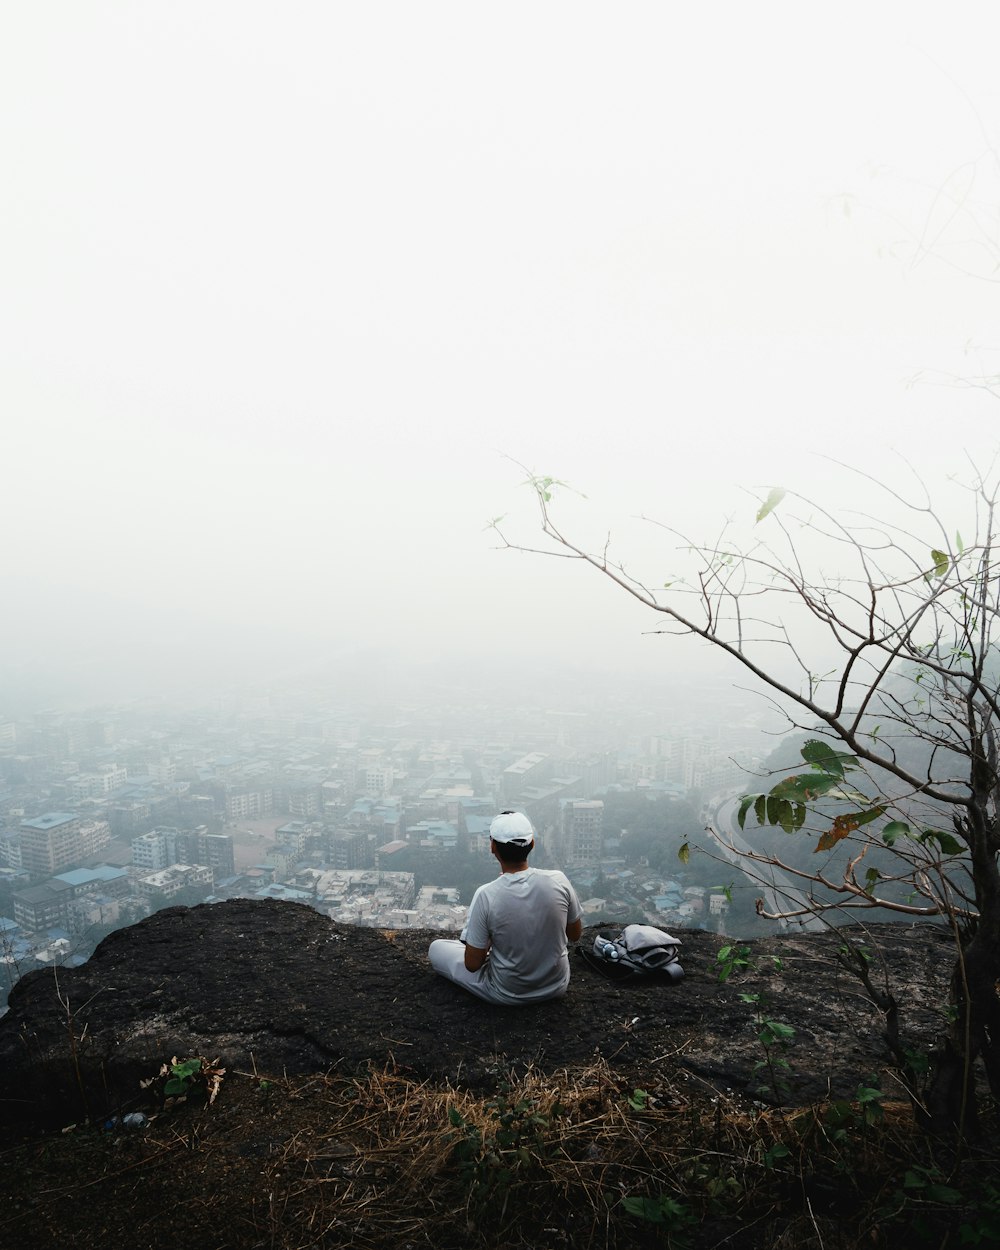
[464,943,489,972]
[463,887,490,971]
[566,917,583,943]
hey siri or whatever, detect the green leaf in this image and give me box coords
[677,842,690,864]
[621,1196,666,1223]
[854,806,885,827]
[800,740,855,778]
[171,1058,202,1079]
[930,548,949,579]
[759,1020,795,1045]
[771,772,842,803]
[955,530,964,554]
[755,487,786,524]
[448,1106,465,1128]
[737,794,755,830]
[925,1184,962,1205]
[754,794,767,826]
[920,830,964,856]
[882,820,911,846]
[764,1143,790,1167]
[864,867,880,894]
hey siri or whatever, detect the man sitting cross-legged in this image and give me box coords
[428,811,583,1005]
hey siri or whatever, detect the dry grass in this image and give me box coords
[1,1058,998,1249]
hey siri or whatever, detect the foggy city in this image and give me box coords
[3,5,1000,1248]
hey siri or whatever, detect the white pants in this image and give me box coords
[427,939,510,1005]
[428,939,569,1006]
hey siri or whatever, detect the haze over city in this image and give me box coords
[2,3,999,710]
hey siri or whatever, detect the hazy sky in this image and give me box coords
[3,4,999,706]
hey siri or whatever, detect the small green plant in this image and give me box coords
[854,1081,885,1126]
[739,990,796,1102]
[165,1057,203,1099]
[447,1105,484,1181]
[876,1163,963,1240]
[715,944,752,982]
[838,941,871,965]
[763,1142,791,1169]
[619,1193,697,1245]
[960,1180,1000,1246]
[140,1055,226,1108]
[446,1081,557,1210]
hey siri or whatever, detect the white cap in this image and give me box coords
[489,811,535,847]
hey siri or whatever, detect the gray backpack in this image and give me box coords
[591,924,684,981]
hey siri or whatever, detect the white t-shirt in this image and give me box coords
[465,867,583,1004]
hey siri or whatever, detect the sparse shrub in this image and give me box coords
[140,1055,225,1109]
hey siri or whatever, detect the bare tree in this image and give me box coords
[495,459,1000,1137]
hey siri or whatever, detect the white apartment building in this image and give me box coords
[365,764,394,797]
[19,812,81,876]
[146,759,177,785]
[66,763,128,803]
[79,818,111,857]
[225,788,273,821]
[136,863,213,900]
[131,829,175,871]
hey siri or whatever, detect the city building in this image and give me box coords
[501,753,552,803]
[19,812,81,876]
[131,827,235,881]
[287,785,321,818]
[131,828,176,872]
[559,799,604,869]
[225,787,273,821]
[79,818,112,858]
[65,763,128,802]
[12,880,75,935]
[52,865,130,901]
[136,864,214,902]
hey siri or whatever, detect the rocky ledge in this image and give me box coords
[0,897,954,1139]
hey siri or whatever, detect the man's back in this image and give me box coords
[465,867,579,1003]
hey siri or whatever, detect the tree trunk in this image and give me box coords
[923,917,1000,1137]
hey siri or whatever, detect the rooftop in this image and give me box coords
[20,812,77,831]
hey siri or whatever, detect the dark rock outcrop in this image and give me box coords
[0,898,955,1138]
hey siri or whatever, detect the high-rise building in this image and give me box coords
[560,799,604,869]
[79,818,112,858]
[131,828,176,871]
[19,812,81,876]
[184,831,235,880]
[131,827,235,881]
[225,788,273,821]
